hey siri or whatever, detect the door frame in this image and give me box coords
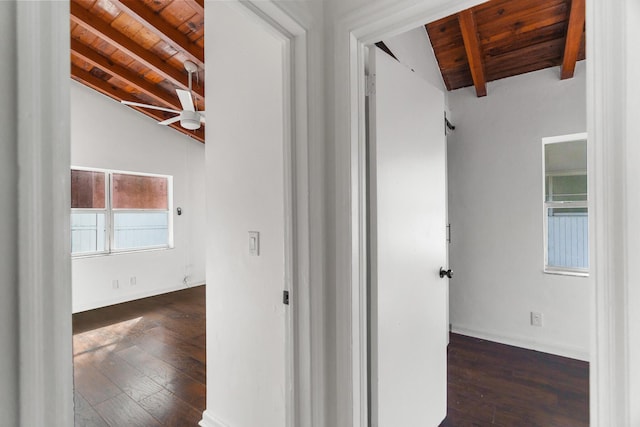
[16,1,319,427]
[332,0,631,426]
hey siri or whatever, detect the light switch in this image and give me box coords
[249,231,260,256]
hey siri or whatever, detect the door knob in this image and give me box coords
[439,267,453,279]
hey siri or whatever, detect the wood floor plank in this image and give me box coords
[94,352,165,402]
[439,334,589,427]
[139,388,203,427]
[135,334,206,383]
[74,286,587,427]
[74,360,122,406]
[145,326,207,362]
[164,372,207,410]
[74,286,207,426]
[116,345,181,387]
[93,393,161,427]
[74,392,109,427]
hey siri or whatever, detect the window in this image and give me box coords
[542,133,588,275]
[71,168,172,256]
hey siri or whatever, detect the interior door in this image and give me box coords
[368,46,448,427]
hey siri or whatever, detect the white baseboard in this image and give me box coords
[72,281,206,313]
[450,324,590,362]
[200,411,230,427]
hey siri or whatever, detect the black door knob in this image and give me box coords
[439,267,453,279]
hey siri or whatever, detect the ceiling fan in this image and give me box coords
[121,60,205,130]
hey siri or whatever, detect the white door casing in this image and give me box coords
[368,46,448,427]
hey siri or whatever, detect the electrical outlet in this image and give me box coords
[112,279,119,289]
[130,277,136,286]
[531,311,543,327]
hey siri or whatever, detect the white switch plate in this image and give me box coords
[249,231,260,256]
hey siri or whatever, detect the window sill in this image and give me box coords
[543,268,589,278]
[72,246,173,259]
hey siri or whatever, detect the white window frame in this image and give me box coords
[71,166,174,257]
[542,132,589,276]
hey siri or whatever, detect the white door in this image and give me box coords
[368,46,448,427]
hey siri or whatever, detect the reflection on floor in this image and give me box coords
[73,285,206,427]
[440,333,589,427]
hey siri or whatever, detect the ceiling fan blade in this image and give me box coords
[176,89,195,112]
[157,116,182,126]
[121,100,180,114]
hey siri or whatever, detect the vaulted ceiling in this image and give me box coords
[424,0,586,97]
[70,0,587,144]
[70,0,206,143]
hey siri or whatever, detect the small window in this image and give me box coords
[543,133,588,275]
[71,168,173,256]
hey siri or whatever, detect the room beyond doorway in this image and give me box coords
[72,286,206,426]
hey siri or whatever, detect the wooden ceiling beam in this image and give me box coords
[71,39,181,110]
[71,64,205,143]
[189,0,205,16]
[458,9,487,97]
[70,1,204,101]
[560,0,585,79]
[110,0,204,70]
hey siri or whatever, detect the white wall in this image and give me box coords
[384,26,446,94]
[626,0,640,422]
[447,62,590,360]
[0,2,19,425]
[71,80,206,313]
[204,3,287,427]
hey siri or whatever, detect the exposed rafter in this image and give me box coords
[458,9,487,97]
[190,0,205,17]
[425,0,586,96]
[70,1,204,101]
[561,0,585,79]
[110,0,204,70]
[71,39,181,111]
[71,65,205,143]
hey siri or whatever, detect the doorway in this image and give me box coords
[339,0,618,426]
[15,1,314,426]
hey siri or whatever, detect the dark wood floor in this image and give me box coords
[440,334,589,426]
[73,285,206,427]
[74,286,588,426]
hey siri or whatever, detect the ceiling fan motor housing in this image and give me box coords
[180,110,201,130]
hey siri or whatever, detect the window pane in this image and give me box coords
[547,207,588,269]
[544,139,587,202]
[71,213,106,254]
[71,170,105,209]
[113,212,169,250]
[112,174,168,209]
[547,175,587,202]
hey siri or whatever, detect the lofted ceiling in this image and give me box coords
[70,0,587,141]
[70,0,206,143]
[421,0,586,97]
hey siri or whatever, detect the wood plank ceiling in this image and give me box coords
[70,0,205,143]
[424,0,586,97]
